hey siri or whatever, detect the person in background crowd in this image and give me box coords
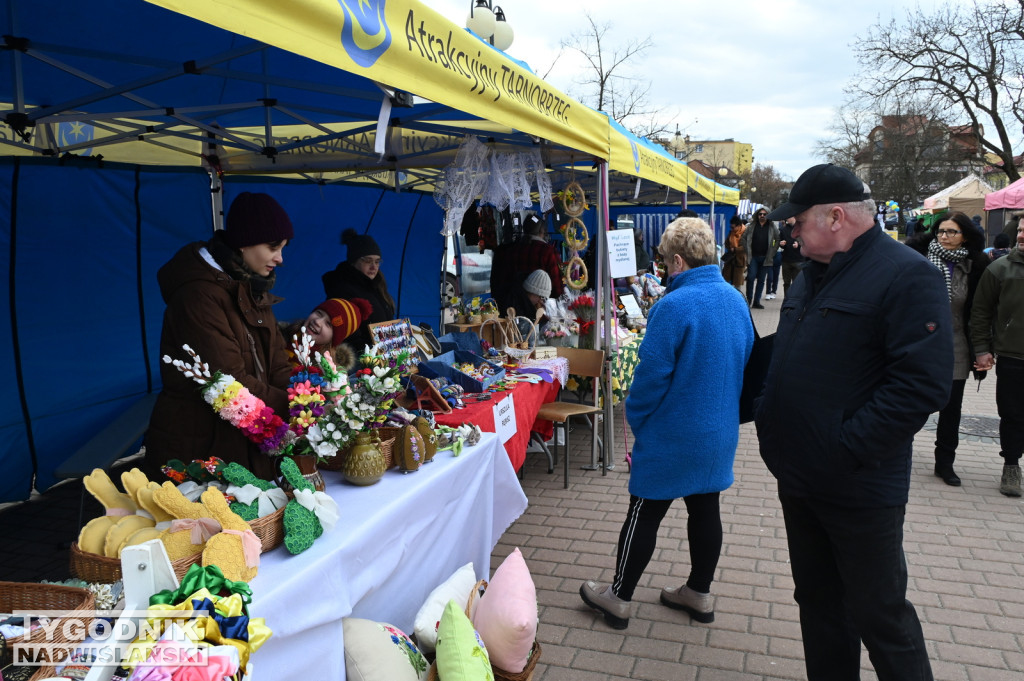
[507,269,552,337]
[322,229,395,353]
[905,216,919,239]
[741,208,779,309]
[1002,212,1021,243]
[580,217,753,630]
[490,214,564,315]
[989,233,1012,261]
[971,214,984,234]
[906,212,990,486]
[765,244,783,300]
[633,228,651,273]
[756,164,950,681]
[721,215,748,290]
[970,219,1024,497]
[146,192,295,479]
[282,297,372,369]
[777,218,806,298]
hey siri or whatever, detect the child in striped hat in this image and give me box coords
[283,297,372,369]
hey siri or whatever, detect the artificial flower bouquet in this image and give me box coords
[566,290,597,347]
[350,344,414,427]
[163,329,352,464]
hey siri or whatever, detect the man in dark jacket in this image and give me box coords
[741,208,779,308]
[755,164,952,681]
[970,219,1024,497]
[777,220,805,298]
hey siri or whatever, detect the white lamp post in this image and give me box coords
[466,1,514,51]
[710,166,728,238]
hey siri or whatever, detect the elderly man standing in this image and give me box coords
[970,219,1024,497]
[741,208,779,308]
[755,164,951,681]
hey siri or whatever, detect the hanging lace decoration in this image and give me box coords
[434,135,489,236]
[525,148,554,213]
[481,153,512,211]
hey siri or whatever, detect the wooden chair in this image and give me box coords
[535,347,606,488]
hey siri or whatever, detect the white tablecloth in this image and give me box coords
[249,433,527,679]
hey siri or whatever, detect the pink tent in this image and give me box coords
[985,177,1024,210]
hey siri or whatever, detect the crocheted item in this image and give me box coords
[279,457,323,555]
[200,487,258,582]
[435,136,490,236]
[222,463,277,521]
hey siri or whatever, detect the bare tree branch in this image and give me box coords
[559,12,660,138]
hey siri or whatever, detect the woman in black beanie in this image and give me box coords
[145,192,294,479]
[322,228,396,352]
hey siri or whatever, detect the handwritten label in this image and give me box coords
[607,228,637,279]
[493,394,517,444]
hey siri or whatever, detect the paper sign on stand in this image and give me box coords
[493,395,517,444]
[607,229,637,279]
[619,294,643,318]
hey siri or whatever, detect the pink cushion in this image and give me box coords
[471,548,537,673]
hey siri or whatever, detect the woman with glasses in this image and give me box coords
[322,228,396,353]
[907,212,990,486]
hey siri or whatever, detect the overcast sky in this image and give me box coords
[431,0,954,180]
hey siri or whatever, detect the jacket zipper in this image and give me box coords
[246,330,265,380]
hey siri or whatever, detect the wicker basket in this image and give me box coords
[503,312,537,366]
[250,505,286,553]
[0,581,95,680]
[69,541,203,583]
[319,435,395,471]
[425,580,541,681]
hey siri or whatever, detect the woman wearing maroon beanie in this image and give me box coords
[145,192,295,479]
[321,228,396,352]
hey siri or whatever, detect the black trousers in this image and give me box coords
[611,493,721,601]
[779,494,933,681]
[934,378,967,469]
[996,356,1024,465]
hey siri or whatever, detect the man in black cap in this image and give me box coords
[754,164,952,681]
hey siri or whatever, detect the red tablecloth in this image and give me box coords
[434,379,560,471]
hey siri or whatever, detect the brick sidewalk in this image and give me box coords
[496,294,1024,681]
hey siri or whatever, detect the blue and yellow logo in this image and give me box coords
[58,121,94,156]
[338,0,391,68]
[630,141,641,173]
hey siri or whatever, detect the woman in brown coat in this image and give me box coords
[721,215,748,290]
[145,192,294,479]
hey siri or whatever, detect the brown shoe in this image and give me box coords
[660,585,714,623]
[580,580,630,630]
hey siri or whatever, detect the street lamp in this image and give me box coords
[710,166,728,240]
[466,1,514,51]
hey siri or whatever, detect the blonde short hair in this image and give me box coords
[658,217,716,269]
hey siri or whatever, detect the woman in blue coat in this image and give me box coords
[580,217,754,629]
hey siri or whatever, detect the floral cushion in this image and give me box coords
[436,600,492,681]
[343,618,428,681]
[471,548,537,673]
[413,562,476,655]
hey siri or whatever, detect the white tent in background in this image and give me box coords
[922,174,994,214]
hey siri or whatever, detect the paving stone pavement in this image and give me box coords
[495,293,1024,681]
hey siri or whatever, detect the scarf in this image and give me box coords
[206,230,276,296]
[926,238,967,300]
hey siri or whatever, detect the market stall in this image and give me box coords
[251,432,525,680]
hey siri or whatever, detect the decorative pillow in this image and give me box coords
[413,562,476,655]
[436,600,492,681]
[471,548,537,673]
[343,618,429,681]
